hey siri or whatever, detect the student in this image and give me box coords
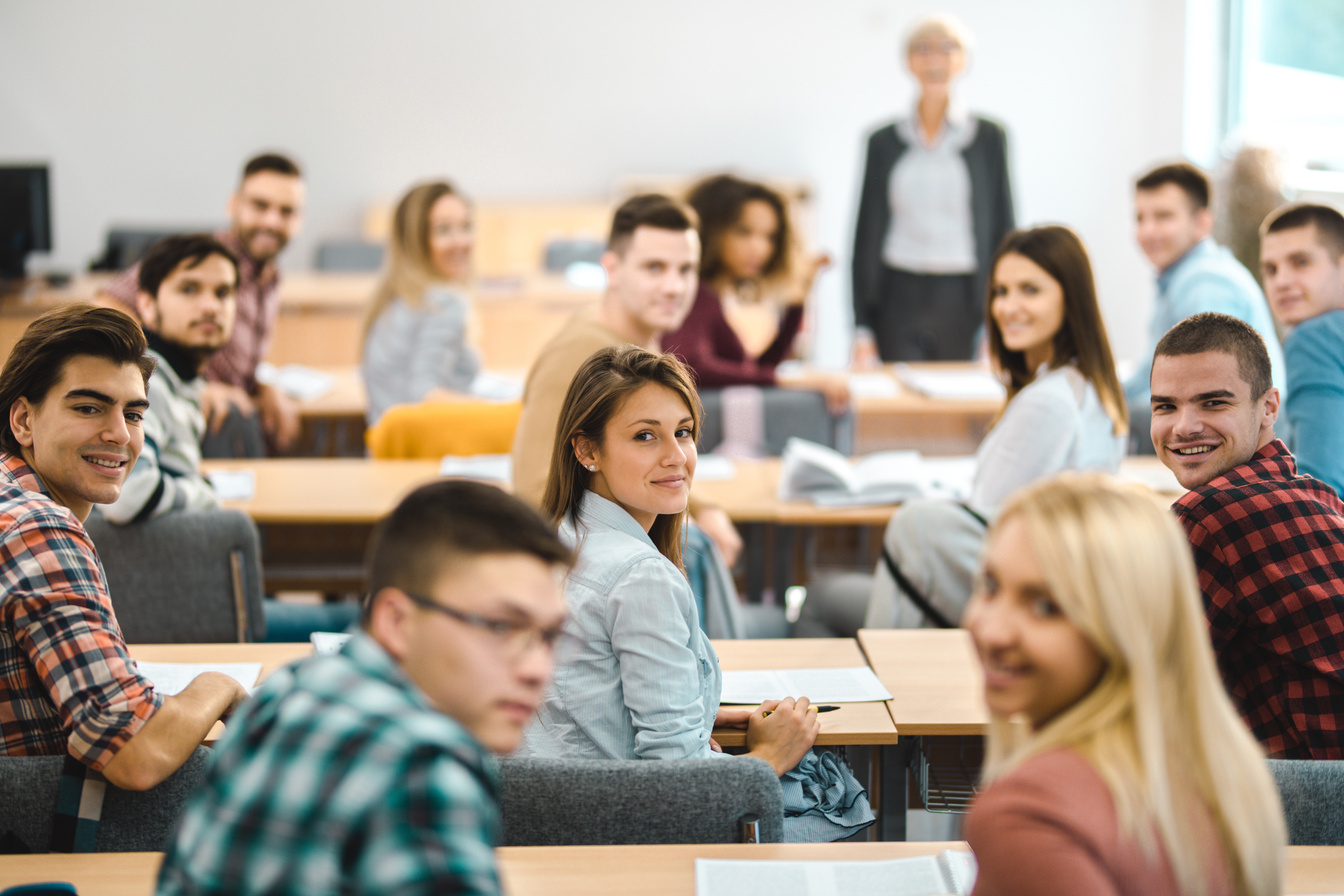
[662,174,846,412]
[1259,202,1344,493]
[851,14,1015,364]
[0,304,246,793]
[519,344,872,841]
[1125,162,1284,417]
[99,234,358,639]
[362,180,481,424]
[156,480,571,895]
[99,152,306,453]
[962,473,1284,896]
[863,225,1126,630]
[1150,312,1344,758]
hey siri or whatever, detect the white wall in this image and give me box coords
[0,0,1189,367]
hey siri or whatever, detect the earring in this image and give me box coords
[586,464,597,472]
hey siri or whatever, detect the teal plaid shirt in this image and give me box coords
[156,632,502,895]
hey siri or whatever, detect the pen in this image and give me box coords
[762,705,842,716]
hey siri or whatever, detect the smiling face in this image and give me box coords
[718,199,779,283]
[136,253,237,365]
[601,226,699,345]
[9,355,148,521]
[1261,223,1344,327]
[228,171,305,265]
[1135,183,1211,273]
[1150,350,1278,489]
[964,515,1106,729]
[577,382,696,532]
[377,551,566,754]
[907,34,965,91]
[990,252,1066,370]
[427,193,474,282]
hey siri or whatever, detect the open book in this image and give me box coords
[778,438,924,506]
[695,850,976,896]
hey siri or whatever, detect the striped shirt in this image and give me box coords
[156,631,502,896]
[0,453,161,767]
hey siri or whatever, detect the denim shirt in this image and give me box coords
[521,492,723,761]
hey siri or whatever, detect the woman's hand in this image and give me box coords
[779,371,852,416]
[744,697,821,776]
[851,331,881,369]
[714,705,756,729]
[783,251,833,307]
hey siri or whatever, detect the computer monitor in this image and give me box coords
[0,164,52,280]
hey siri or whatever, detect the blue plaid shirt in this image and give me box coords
[156,631,502,896]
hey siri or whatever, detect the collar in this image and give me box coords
[340,629,437,713]
[573,490,660,551]
[898,99,973,149]
[1157,237,1215,288]
[0,452,47,497]
[144,327,204,383]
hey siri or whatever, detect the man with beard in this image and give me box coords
[99,153,305,453]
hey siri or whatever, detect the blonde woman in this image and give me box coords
[361,180,480,424]
[963,473,1285,896]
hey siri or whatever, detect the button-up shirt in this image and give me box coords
[0,453,161,766]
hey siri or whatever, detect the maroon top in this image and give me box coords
[966,748,1232,896]
[662,282,804,387]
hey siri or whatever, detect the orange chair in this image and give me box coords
[365,400,522,459]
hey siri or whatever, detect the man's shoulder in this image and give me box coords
[1288,307,1344,349]
[524,312,619,385]
[1176,445,1344,527]
[1168,241,1259,295]
[0,458,79,534]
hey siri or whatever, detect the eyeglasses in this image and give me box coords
[400,590,573,659]
[911,39,960,55]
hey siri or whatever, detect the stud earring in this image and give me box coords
[586,464,597,472]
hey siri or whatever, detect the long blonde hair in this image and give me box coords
[977,474,1284,896]
[362,180,470,344]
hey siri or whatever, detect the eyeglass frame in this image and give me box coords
[396,588,572,659]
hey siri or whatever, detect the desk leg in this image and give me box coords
[877,739,915,841]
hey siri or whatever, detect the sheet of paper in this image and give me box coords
[894,364,1005,401]
[208,469,255,501]
[468,371,524,402]
[256,362,337,402]
[311,631,353,655]
[134,662,262,696]
[438,454,512,481]
[719,667,893,704]
[695,454,737,481]
[695,852,974,896]
[845,372,900,399]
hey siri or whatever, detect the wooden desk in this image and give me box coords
[709,638,898,749]
[128,643,312,680]
[5,845,1340,895]
[857,629,988,737]
[851,363,1000,455]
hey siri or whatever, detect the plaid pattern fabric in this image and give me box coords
[0,454,162,767]
[156,632,503,896]
[1173,439,1344,759]
[101,230,280,393]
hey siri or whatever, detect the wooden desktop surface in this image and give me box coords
[857,629,989,736]
[710,638,898,748]
[4,844,1340,895]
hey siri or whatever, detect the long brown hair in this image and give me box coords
[986,225,1127,435]
[686,174,793,289]
[542,345,702,570]
[362,180,469,345]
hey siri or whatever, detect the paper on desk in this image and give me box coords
[468,371,524,402]
[695,851,976,896]
[257,362,337,401]
[894,364,1005,401]
[719,667,892,704]
[438,454,512,481]
[135,662,262,697]
[845,372,900,399]
[695,454,737,481]
[208,469,255,501]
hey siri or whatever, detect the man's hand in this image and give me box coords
[694,506,743,568]
[199,382,255,434]
[255,382,300,452]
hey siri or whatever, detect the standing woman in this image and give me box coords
[963,474,1284,895]
[864,225,1127,629]
[851,14,1015,363]
[362,180,481,425]
[522,345,872,841]
[664,175,847,410]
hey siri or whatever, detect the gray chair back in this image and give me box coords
[1267,758,1344,845]
[0,747,211,853]
[498,756,783,845]
[698,387,851,455]
[82,508,266,642]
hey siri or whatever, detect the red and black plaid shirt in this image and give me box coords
[101,230,280,393]
[0,454,161,768]
[1173,439,1344,759]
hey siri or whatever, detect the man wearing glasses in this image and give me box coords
[156,480,572,896]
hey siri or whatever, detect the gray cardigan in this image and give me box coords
[851,117,1015,331]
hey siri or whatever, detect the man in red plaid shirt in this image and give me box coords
[0,304,246,790]
[1151,312,1344,758]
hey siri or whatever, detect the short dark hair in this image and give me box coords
[1136,162,1211,211]
[137,234,240,299]
[0,304,156,455]
[687,174,792,284]
[1153,312,1272,399]
[607,194,697,256]
[241,152,302,182]
[1261,203,1344,257]
[362,480,572,626]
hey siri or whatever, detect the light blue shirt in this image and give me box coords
[1125,238,1286,406]
[1284,308,1344,494]
[520,492,722,762]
